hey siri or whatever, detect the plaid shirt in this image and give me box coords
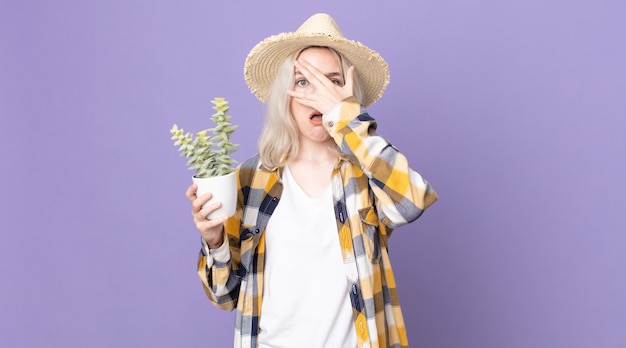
[197,97,437,347]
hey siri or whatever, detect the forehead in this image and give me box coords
[295,47,342,72]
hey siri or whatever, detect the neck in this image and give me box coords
[292,139,338,164]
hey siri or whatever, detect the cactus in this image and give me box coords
[170,97,238,178]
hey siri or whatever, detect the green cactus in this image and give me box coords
[170,97,238,178]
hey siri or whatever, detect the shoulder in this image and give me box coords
[237,154,280,189]
[237,154,261,186]
[239,154,262,170]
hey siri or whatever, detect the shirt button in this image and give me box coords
[328,121,334,127]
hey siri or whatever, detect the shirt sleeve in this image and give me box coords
[197,213,243,312]
[323,97,438,227]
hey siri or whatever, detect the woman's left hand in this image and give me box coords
[287,59,355,115]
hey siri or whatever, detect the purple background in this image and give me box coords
[2,0,625,347]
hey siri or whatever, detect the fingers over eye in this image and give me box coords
[295,60,324,83]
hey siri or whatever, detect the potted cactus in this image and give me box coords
[170,97,239,219]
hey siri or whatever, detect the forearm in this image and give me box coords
[197,234,240,311]
[325,97,438,226]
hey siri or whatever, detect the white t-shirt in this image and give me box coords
[258,166,356,348]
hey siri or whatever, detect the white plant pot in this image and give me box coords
[192,172,237,219]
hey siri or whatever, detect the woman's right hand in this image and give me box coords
[186,183,228,249]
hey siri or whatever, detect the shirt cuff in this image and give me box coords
[201,237,231,268]
[322,96,361,130]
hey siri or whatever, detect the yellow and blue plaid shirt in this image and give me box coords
[198,97,437,347]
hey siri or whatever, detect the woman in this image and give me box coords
[186,13,437,348]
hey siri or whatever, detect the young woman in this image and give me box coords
[185,13,437,348]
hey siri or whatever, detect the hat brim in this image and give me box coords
[244,33,389,107]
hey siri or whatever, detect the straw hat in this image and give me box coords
[244,13,390,107]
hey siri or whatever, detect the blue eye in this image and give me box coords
[296,79,308,87]
[332,79,342,86]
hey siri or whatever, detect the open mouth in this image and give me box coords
[309,112,323,126]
